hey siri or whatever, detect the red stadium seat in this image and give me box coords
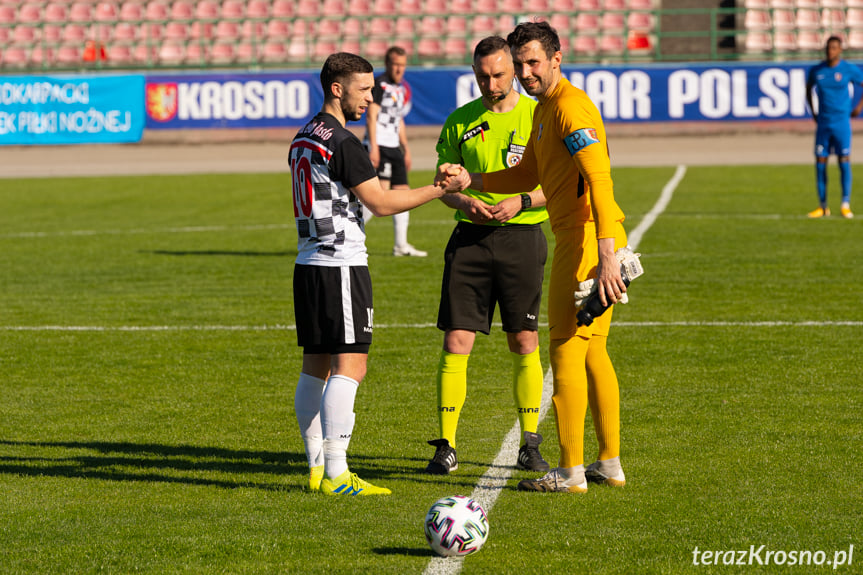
[573,35,598,55]
[317,18,341,37]
[68,3,92,22]
[94,2,117,21]
[0,5,14,24]
[241,20,266,40]
[314,40,339,61]
[92,23,113,42]
[164,21,188,40]
[342,17,362,36]
[795,9,819,30]
[346,0,371,15]
[215,20,239,40]
[158,41,185,64]
[190,21,213,39]
[470,16,497,34]
[575,13,599,31]
[417,37,442,57]
[17,3,41,22]
[398,0,422,14]
[450,0,472,14]
[368,17,394,36]
[322,0,346,16]
[500,0,523,13]
[271,0,294,17]
[419,16,445,35]
[235,42,260,64]
[601,12,625,32]
[599,34,625,54]
[296,0,321,17]
[773,31,797,52]
[821,9,845,31]
[209,41,234,64]
[552,0,575,9]
[603,0,625,9]
[62,24,88,43]
[447,16,467,36]
[170,2,194,20]
[195,1,219,19]
[3,46,28,68]
[57,44,82,65]
[113,22,137,41]
[444,37,468,61]
[221,0,244,19]
[184,42,207,64]
[424,0,447,14]
[476,0,497,10]
[575,0,600,9]
[145,2,168,21]
[365,38,389,58]
[373,0,396,15]
[627,0,654,7]
[394,17,415,37]
[286,39,309,61]
[627,31,653,51]
[549,13,572,32]
[119,2,144,21]
[13,25,39,44]
[43,24,64,43]
[292,19,315,37]
[770,9,794,30]
[265,19,291,40]
[247,0,269,18]
[140,23,164,41]
[744,31,772,52]
[849,9,863,28]
[796,30,821,51]
[44,3,68,23]
[340,38,361,53]
[107,43,134,65]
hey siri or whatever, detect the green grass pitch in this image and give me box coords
[0,165,860,574]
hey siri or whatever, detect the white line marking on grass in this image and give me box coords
[628,164,686,251]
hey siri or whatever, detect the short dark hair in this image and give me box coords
[506,21,561,59]
[473,36,510,63]
[385,45,407,65]
[320,52,373,99]
[826,35,842,48]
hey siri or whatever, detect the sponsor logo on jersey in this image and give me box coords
[146,83,178,122]
[459,121,490,148]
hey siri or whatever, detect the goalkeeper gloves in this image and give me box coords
[573,246,643,309]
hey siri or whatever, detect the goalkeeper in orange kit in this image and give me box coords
[462,21,639,493]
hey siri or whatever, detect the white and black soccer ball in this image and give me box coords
[423,495,489,558]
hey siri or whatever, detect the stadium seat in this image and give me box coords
[342,17,362,36]
[265,19,291,39]
[68,3,92,22]
[820,0,844,7]
[241,20,266,40]
[550,13,572,32]
[195,1,219,19]
[627,31,653,51]
[365,38,389,58]
[317,18,341,37]
[796,30,821,50]
[849,0,863,8]
[420,16,446,35]
[398,0,422,14]
[3,46,28,68]
[340,38,361,53]
[417,37,441,57]
[292,19,315,38]
[745,31,772,52]
[601,12,625,32]
[44,3,67,22]
[394,16,415,37]
[158,41,185,64]
[368,17,394,36]
[222,1,244,19]
[286,39,309,62]
[500,0,523,12]
[296,0,321,17]
[768,0,792,6]
[114,22,137,41]
[92,24,113,43]
[17,3,41,22]
[424,0,447,14]
[553,0,576,10]
[744,9,771,31]
[322,0,346,16]
[848,9,863,28]
[599,34,625,54]
[214,20,239,40]
[444,37,468,61]
[235,42,260,64]
[573,34,599,55]
[795,9,819,30]
[247,0,269,19]
[140,23,163,41]
[190,21,213,39]
[744,0,769,6]
[313,39,338,60]
[13,25,38,44]
[848,29,863,49]
[821,9,845,31]
[393,37,414,56]
[43,25,64,44]
[575,0,600,7]
[772,10,794,30]
[0,5,13,25]
[57,44,82,65]
[575,12,600,31]
[603,0,625,9]
[208,41,234,64]
[451,0,472,13]
[346,0,371,16]
[627,12,654,31]
[794,0,818,7]
[447,16,468,36]
[145,2,168,21]
[470,15,497,34]
[106,43,134,64]
[119,2,144,21]
[627,0,654,7]
[373,0,396,15]
[94,2,117,21]
[62,24,88,43]
[164,21,188,40]
[170,2,194,20]
[184,41,207,64]
[773,31,797,51]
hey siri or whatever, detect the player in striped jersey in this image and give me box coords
[290,52,467,496]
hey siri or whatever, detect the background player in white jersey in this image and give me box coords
[364,46,427,257]
[290,52,467,496]
[425,36,551,476]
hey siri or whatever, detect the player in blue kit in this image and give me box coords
[806,36,863,219]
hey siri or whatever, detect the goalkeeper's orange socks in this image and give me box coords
[586,335,621,461]
[512,348,543,435]
[549,337,590,468]
[436,351,469,449]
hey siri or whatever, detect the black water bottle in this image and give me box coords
[576,269,630,327]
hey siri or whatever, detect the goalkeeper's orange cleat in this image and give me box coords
[841,204,854,219]
[807,206,830,218]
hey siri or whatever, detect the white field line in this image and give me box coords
[2,320,862,332]
[423,165,687,575]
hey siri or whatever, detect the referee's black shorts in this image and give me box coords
[437,222,547,335]
[293,264,373,354]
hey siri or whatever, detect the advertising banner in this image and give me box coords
[144,62,833,129]
[0,75,145,145]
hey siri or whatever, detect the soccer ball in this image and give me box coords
[423,495,489,558]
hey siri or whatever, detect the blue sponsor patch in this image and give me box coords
[563,128,600,156]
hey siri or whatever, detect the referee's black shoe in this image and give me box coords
[425,438,458,475]
[516,431,550,472]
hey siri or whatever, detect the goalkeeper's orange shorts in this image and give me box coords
[547,221,628,341]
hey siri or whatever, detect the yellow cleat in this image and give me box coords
[807,206,831,218]
[841,204,854,219]
[308,465,324,491]
[320,470,391,496]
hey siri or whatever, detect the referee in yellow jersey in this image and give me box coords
[424,36,550,476]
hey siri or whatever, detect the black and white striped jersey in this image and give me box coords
[289,113,377,266]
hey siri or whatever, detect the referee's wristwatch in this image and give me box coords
[520,193,532,212]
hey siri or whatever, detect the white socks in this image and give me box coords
[393,211,409,248]
[321,374,359,480]
[294,373,326,468]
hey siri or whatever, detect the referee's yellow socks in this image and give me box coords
[512,348,543,436]
[437,351,469,449]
